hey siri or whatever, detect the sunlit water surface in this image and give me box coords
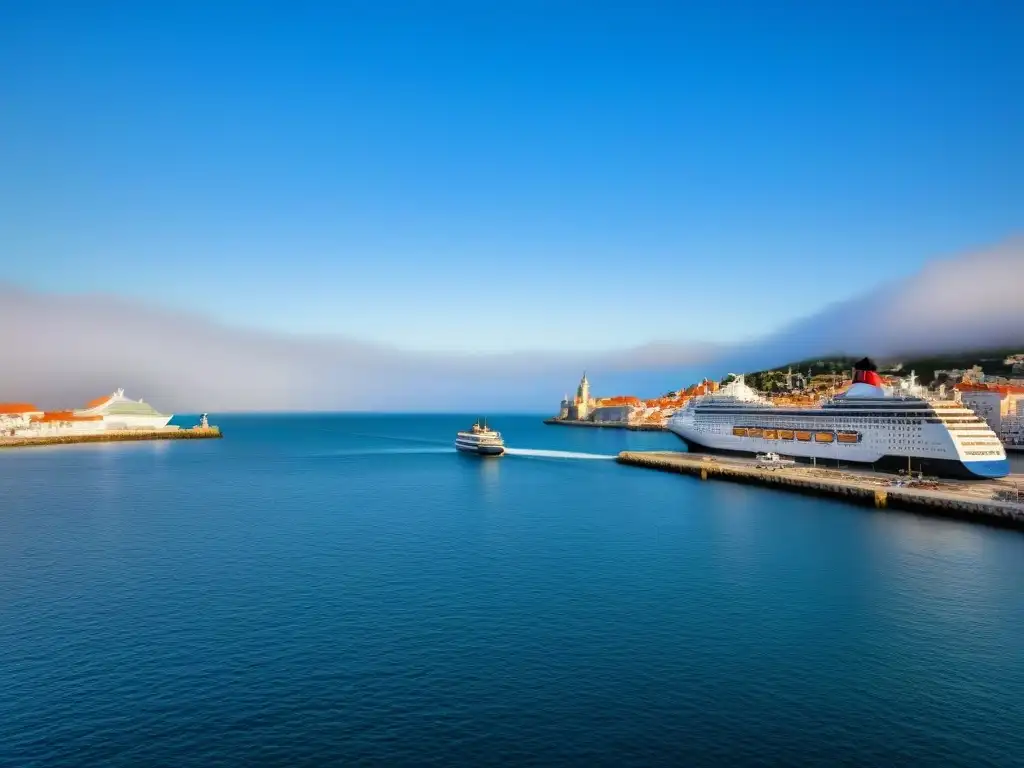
[2,415,1023,766]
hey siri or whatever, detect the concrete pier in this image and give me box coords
[544,418,665,431]
[618,450,1024,531]
[0,426,222,450]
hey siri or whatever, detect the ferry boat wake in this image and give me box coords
[667,358,1009,480]
[504,448,615,460]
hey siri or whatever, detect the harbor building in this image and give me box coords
[5,389,173,437]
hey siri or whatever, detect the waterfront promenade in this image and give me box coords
[618,450,1024,531]
[0,426,222,449]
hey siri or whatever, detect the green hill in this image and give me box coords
[734,347,1023,391]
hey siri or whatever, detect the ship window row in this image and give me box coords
[964,449,1004,456]
[731,420,925,429]
[698,409,937,420]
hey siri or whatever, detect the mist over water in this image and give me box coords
[2,238,1022,411]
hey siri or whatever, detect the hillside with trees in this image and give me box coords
[731,347,1023,393]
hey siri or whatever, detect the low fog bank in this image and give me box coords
[0,286,716,411]
[1,238,1020,411]
[713,237,1024,376]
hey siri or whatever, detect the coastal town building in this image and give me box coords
[1004,354,1024,374]
[0,403,44,436]
[555,373,690,427]
[933,366,988,384]
[956,382,1024,447]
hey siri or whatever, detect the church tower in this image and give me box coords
[573,372,592,420]
[576,372,590,406]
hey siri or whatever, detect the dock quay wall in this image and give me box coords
[544,418,665,432]
[617,451,1024,532]
[0,427,222,450]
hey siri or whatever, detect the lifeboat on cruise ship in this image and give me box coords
[814,431,835,443]
[763,429,778,440]
[796,431,812,442]
[732,427,747,437]
[837,431,860,444]
[747,428,763,438]
[779,429,795,440]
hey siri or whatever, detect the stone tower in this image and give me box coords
[574,372,592,420]
[577,372,590,405]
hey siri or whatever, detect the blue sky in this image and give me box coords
[2,2,1021,354]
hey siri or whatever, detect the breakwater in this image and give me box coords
[618,450,1024,531]
[0,427,222,450]
[544,418,664,432]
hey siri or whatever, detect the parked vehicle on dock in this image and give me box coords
[755,452,795,469]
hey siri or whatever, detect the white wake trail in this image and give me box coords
[503,448,616,460]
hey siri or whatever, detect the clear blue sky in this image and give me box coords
[2,1,1020,353]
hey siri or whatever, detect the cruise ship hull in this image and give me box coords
[670,429,1009,480]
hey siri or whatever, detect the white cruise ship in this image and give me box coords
[667,359,1009,480]
[74,388,173,430]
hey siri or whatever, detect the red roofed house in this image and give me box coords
[0,403,44,435]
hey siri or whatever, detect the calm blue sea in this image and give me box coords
[2,415,1023,767]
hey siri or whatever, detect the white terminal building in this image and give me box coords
[0,389,173,437]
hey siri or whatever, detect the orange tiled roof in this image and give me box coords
[0,403,41,414]
[954,382,988,392]
[955,382,1024,395]
[598,396,642,406]
[33,411,104,422]
[971,385,1024,395]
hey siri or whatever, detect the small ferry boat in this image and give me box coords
[455,420,505,457]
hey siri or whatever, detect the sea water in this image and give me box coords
[2,415,1023,766]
